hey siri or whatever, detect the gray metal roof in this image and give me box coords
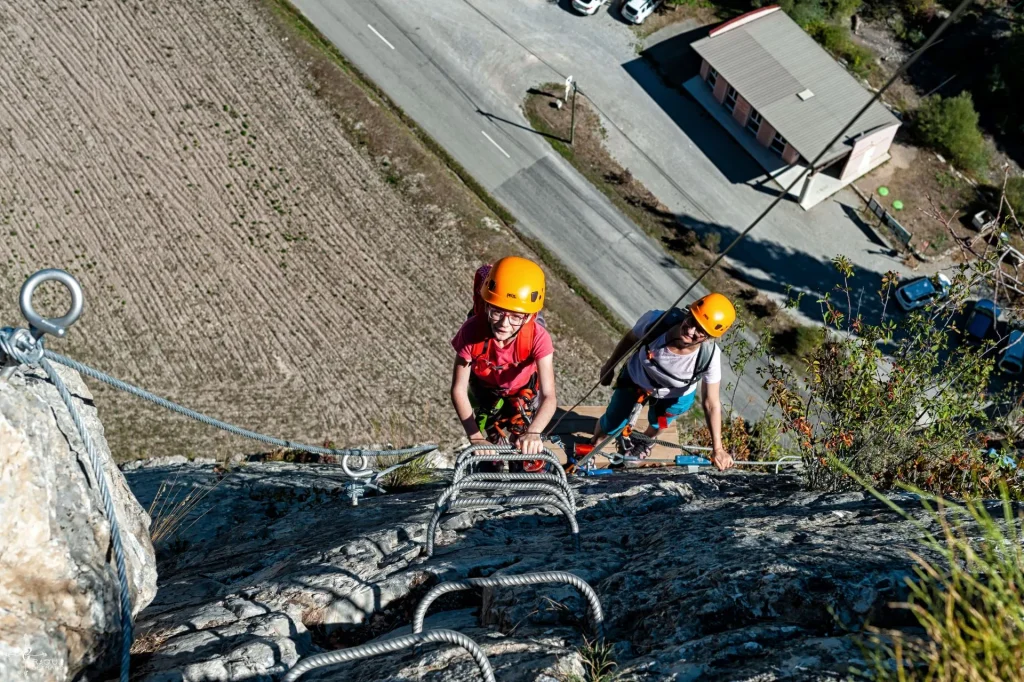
[692,9,899,164]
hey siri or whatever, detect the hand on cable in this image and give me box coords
[516,432,544,456]
[711,446,734,471]
[599,362,614,387]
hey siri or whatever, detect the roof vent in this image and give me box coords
[798,89,815,101]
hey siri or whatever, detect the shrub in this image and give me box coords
[806,22,876,77]
[915,93,989,174]
[860,488,1024,681]
[764,257,1013,494]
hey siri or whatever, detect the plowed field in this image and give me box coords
[0,0,614,459]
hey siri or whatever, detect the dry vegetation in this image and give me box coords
[0,0,616,460]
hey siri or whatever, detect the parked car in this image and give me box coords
[572,0,607,15]
[894,273,952,311]
[621,0,663,24]
[998,329,1024,376]
[965,299,1000,341]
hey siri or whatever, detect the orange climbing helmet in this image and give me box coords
[689,293,736,338]
[479,256,545,314]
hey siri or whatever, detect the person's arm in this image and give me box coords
[600,329,640,386]
[701,380,734,471]
[451,358,488,446]
[519,354,556,455]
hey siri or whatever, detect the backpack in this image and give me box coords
[636,308,716,391]
[467,264,539,378]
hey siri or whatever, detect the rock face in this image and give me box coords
[124,457,932,682]
[0,365,157,682]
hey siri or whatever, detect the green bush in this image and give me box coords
[915,93,989,174]
[806,22,876,77]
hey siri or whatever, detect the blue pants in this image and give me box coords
[598,385,696,437]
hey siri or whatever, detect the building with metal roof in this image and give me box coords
[685,5,900,209]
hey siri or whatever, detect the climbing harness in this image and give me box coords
[281,629,496,682]
[0,270,439,680]
[424,494,580,558]
[412,571,604,640]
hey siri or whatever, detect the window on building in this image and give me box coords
[706,67,718,90]
[746,109,762,135]
[770,131,787,157]
[724,86,738,113]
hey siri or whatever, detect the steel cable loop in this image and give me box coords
[412,571,604,639]
[425,494,580,557]
[452,472,577,507]
[38,355,134,682]
[43,350,438,475]
[453,453,566,485]
[438,480,574,513]
[281,628,495,682]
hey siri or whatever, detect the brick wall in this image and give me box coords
[712,75,728,104]
[732,95,750,126]
[756,119,776,147]
[782,143,800,164]
[700,59,709,80]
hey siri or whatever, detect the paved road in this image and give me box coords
[292,0,788,422]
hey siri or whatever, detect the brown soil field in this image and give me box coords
[0,0,616,460]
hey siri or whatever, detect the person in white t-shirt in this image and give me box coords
[592,294,737,471]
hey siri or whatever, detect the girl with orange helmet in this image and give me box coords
[450,256,557,468]
[592,293,737,471]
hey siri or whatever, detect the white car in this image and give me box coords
[621,0,663,24]
[572,0,607,15]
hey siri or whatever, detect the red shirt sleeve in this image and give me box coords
[531,324,554,361]
[451,319,475,362]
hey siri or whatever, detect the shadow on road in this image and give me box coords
[478,109,568,143]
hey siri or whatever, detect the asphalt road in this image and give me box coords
[293,0,777,421]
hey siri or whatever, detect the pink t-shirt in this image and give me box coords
[451,317,554,394]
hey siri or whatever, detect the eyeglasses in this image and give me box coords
[682,316,709,341]
[486,305,528,326]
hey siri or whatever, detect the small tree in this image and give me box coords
[915,93,989,174]
[762,256,1016,495]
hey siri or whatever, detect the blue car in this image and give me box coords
[965,299,1000,341]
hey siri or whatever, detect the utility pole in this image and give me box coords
[565,75,577,146]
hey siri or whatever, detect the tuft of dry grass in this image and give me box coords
[375,454,436,490]
[130,629,173,655]
[855,485,1024,681]
[147,470,227,547]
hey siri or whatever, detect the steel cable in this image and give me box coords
[43,349,438,474]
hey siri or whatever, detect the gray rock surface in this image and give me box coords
[124,458,932,681]
[0,365,157,682]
